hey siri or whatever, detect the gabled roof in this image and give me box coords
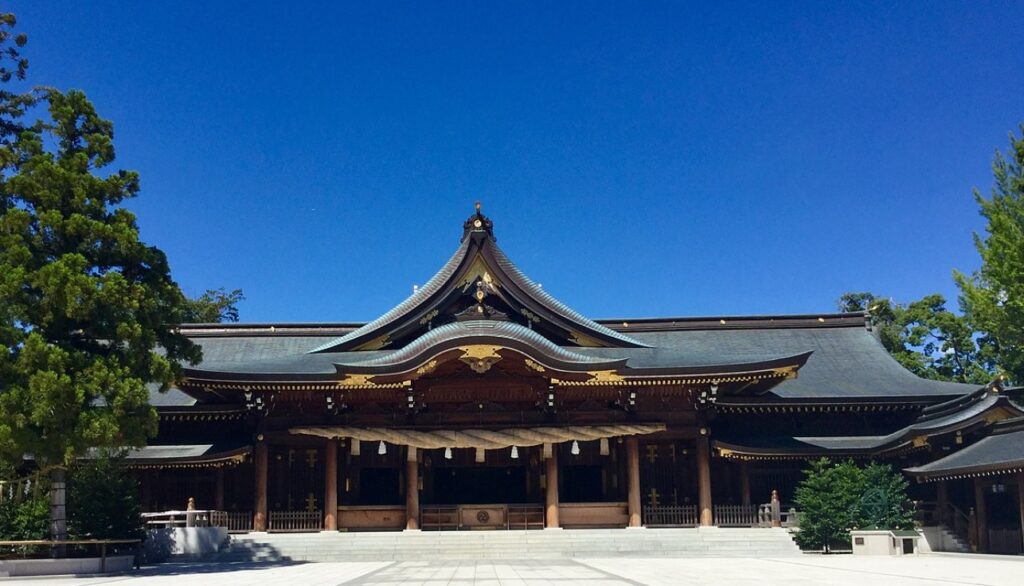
[309,205,648,353]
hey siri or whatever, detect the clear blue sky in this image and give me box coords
[9,2,1024,322]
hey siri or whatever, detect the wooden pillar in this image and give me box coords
[1018,473,1024,554]
[405,447,419,530]
[324,440,338,531]
[740,461,751,506]
[697,435,713,526]
[626,437,641,527]
[936,480,949,525]
[545,446,560,528]
[253,441,268,532]
[974,478,988,553]
[214,468,225,511]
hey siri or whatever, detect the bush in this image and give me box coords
[0,494,50,541]
[67,455,144,540]
[793,458,914,551]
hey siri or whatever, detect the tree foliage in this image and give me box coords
[793,458,914,551]
[837,292,993,384]
[0,13,200,472]
[182,287,245,323]
[67,454,143,540]
[955,126,1024,385]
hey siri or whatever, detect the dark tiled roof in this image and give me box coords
[714,387,1021,456]
[905,418,1024,479]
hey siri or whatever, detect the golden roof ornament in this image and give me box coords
[462,200,494,241]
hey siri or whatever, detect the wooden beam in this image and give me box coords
[214,468,224,511]
[626,437,641,527]
[324,440,338,531]
[545,447,560,528]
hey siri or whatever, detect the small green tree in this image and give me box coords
[855,462,914,531]
[955,126,1024,385]
[67,454,143,540]
[793,458,914,551]
[793,458,865,551]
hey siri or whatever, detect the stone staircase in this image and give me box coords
[920,524,971,553]
[213,527,802,562]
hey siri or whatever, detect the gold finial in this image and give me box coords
[475,201,481,212]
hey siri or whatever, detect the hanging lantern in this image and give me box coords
[511,446,519,459]
[378,440,387,455]
[571,440,580,455]
[444,447,453,460]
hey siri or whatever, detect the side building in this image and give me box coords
[132,208,1024,553]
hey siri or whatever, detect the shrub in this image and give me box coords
[67,455,144,540]
[793,458,914,551]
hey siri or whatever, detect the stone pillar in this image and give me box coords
[254,441,268,532]
[697,435,713,526]
[740,461,751,506]
[545,446,560,528]
[626,437,642,527]
[215,468,225,511]
[974,478,988,553]
[405,447,419,530]
[324,440,338,531]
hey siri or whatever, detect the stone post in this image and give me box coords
[771,489,781,528]
[626,437,642,527]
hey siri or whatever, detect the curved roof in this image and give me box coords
[333,320,627,373]
[309,209,647,353]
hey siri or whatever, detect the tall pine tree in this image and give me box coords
[0,14,200,543]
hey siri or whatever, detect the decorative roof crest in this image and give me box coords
[462,201,494,242]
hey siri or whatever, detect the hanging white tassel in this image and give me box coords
[378,440,387,455]
[571,440,580,455]
[511,446,519,459]
[444,447,453,460]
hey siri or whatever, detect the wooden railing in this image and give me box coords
[269,510,322,533]
[0,539,141,570]
[643,505,698,527]
[224,511,253,533]
[142,509,221,528]
[507,504,545,530]
[421,506,458,531]
[713,504,758,527]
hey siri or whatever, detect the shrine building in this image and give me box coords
[131,206,1024,553]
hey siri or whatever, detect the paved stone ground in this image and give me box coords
[3,554,1022,585]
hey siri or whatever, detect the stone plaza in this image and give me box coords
[4,554,1021,586]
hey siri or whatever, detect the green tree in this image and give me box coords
[856,462,914,531]
[67,454,143,540]
[793,458,865,551]
[837,292,992,384]
[955,126,1024,385]
[182,287,245,323]
[0,15,200,542]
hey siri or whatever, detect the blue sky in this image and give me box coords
[8,2,1024,322]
